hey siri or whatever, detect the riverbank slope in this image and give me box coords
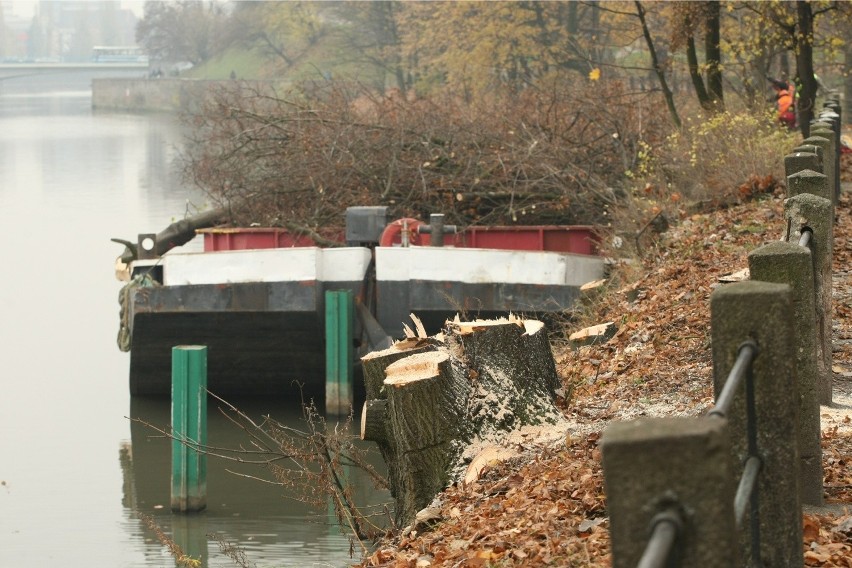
[362,156,852,567]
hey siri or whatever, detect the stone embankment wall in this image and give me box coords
[92,78,211,112]
[92,78,284,113]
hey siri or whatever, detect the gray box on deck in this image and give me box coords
[346,206,389,245]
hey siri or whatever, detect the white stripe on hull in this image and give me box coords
[160,247,373,285]
[375,246,604,286]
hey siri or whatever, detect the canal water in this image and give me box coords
[0,71,386,567]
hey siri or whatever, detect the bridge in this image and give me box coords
[0,62,148,80]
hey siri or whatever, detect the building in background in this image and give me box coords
[0,1,138,62]
[0,2,33,60]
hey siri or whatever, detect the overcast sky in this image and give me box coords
[3,0,145,19]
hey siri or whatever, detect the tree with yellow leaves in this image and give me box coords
[670,1,723,112]
[396,2,605,97]
[228,1,325,71]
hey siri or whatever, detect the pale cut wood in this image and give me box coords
[719,267,750,283]
[569,321,617,346]
[385,351,446,386]
[410,313,428,338]
[361,341,434,400]
[452,314,525,335]
[581,278,607,292]
[360,400,387,444]
[464,445,518,485]
[580,278,607,305]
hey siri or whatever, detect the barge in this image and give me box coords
[115,207,605,396]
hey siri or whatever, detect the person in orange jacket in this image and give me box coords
[770,79,796,130]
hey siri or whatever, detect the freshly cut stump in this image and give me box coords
[360,339,437,508]
[384,351,470,523]
[360,316,563,526]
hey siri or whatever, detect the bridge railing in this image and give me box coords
[601,92,843,567]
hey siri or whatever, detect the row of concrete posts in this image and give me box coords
[602,92,843,567]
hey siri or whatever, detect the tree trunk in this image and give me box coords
[635,1,681,128]
[686,34,712,110]
[384,350,470,524]
[360,338,436,522]
[780,49,791,81]
[360,316,563,527]
[452,319,561,429]
[588,2,604,65]
[704,0,723,108]
[796,0,816,138]
[566,0,579,35]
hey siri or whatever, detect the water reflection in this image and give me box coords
[122,396,389,567]
[0,70,386,567]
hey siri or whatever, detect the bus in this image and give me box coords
[92,46,149,64]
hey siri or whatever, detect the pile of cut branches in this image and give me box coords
[180,79,669,235]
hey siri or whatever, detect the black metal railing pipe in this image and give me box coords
[733,455,762,527]
[707,341,758,419]
[637,511,683,568]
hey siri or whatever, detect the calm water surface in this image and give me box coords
[0,72,385,567]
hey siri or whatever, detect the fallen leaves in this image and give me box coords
[365,438,609,566]
[360,159,852,567]
[822,428,852,505]
[803,514,852,567]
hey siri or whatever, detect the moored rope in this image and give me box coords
[117,272,159,352]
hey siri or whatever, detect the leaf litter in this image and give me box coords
[361,155,852,567]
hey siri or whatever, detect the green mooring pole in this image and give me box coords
[325,290,354,415]
[171,345,207,513]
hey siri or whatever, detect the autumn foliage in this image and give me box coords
[356,155,852,568]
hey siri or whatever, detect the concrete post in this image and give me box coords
[792,144,824,168]
[826,99,843,194]
[818,109,840,138]
[818,109,842,203]
[748,242,823,504]
[801,135,831,176]
[810,123,837,205]
[811,119,834,132]
[784,152,821,181]
[710,281,802,568]
[171,345,208,513]
[819,110,840,141]
[602,417,736,568]
[785,192,834,404]
[787,169,832,204]
[823,98,842,134]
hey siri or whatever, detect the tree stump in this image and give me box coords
[360,338,437,513]
[360,315,563,527]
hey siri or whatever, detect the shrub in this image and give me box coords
[629,109,798,205]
